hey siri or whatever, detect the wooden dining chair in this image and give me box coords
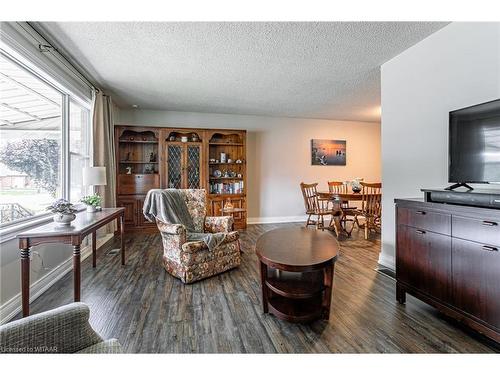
[327,181,349,194]
[361,182,382,194]
[327,181,357,231]
[300,182,336,232]
[355,182,382,239]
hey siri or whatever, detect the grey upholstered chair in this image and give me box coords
[0,302,122,353]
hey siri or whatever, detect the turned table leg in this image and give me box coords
[260,261,269,313]
[73,244,81,302]
[21,247,31,317]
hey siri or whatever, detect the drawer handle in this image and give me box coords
[481,221,498,226]
[482,245,498,252]
[415,229,426,235]
[415,210,426,215]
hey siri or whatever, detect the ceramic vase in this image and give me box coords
[86,205,97,213]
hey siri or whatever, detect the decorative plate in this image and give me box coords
[213,170,222,178]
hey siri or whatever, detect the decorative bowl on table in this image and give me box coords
[47,199,77,226]
[351,178,363,193]
[53,213,77,226]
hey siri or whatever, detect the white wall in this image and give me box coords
[117,109,381,222]
[380,22,500,269]
[1,230,70,320]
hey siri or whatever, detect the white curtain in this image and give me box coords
[92,90,116,233]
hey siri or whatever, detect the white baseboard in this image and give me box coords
[378,252,395,271]
[0,234,113,324]
[247,215,307,224]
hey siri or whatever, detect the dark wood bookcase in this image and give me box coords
[115,125,247,231]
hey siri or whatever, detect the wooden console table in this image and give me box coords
[256,227,339,323]
[17,208,125,317]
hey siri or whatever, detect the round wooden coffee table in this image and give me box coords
[255,227,339,323]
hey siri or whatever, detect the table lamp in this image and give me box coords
[82,167,107,212]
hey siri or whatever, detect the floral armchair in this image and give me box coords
[155,189,241,283]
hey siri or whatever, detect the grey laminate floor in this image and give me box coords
[18,223,499,353]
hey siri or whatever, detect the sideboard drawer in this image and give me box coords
[452,215,500,247]
[397,207,451,235]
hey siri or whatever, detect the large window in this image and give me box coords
[0,51,91,226]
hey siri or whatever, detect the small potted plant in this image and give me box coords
[47,199,77,226]
[81,194,102,213]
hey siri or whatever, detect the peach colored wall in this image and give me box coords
[245,118,381,221]
[117,109,381,221]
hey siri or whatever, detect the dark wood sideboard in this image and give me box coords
[395,198,500,343]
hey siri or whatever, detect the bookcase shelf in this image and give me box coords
[119,140,158,144]
[209,142,244,146]
[209,177,243,180]
[119,161,158,164]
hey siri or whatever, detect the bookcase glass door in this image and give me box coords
[187,144,201,189]
[167,144,182,188]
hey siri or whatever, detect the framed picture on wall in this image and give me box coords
[311,139,346,166]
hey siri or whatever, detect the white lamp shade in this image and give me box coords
[83,167,107,186]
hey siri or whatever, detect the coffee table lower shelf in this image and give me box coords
[267,295,323,323]
[260,266,334,323]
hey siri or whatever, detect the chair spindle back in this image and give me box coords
[300,182,320,213]
[327,181,349,194]
[360,182,382,214]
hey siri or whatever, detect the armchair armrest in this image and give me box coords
[0,302,102,353]
[181,230,239,254]
[156,220,186,235]
[156,221,187,258]
[181,241,207,254]
[204,216,234,233]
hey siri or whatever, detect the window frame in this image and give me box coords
[68,98,92,203]
[0,48,92,233]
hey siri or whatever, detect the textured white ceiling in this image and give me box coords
[38,22,448,121]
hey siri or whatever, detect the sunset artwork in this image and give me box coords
[311,139,346,166]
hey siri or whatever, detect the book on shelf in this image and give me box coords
[209,181,244,194]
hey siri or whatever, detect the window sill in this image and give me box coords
[0,206,87,244]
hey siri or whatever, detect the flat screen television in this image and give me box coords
[448,98,500,190]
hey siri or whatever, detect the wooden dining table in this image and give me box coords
[317,191,380,236]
